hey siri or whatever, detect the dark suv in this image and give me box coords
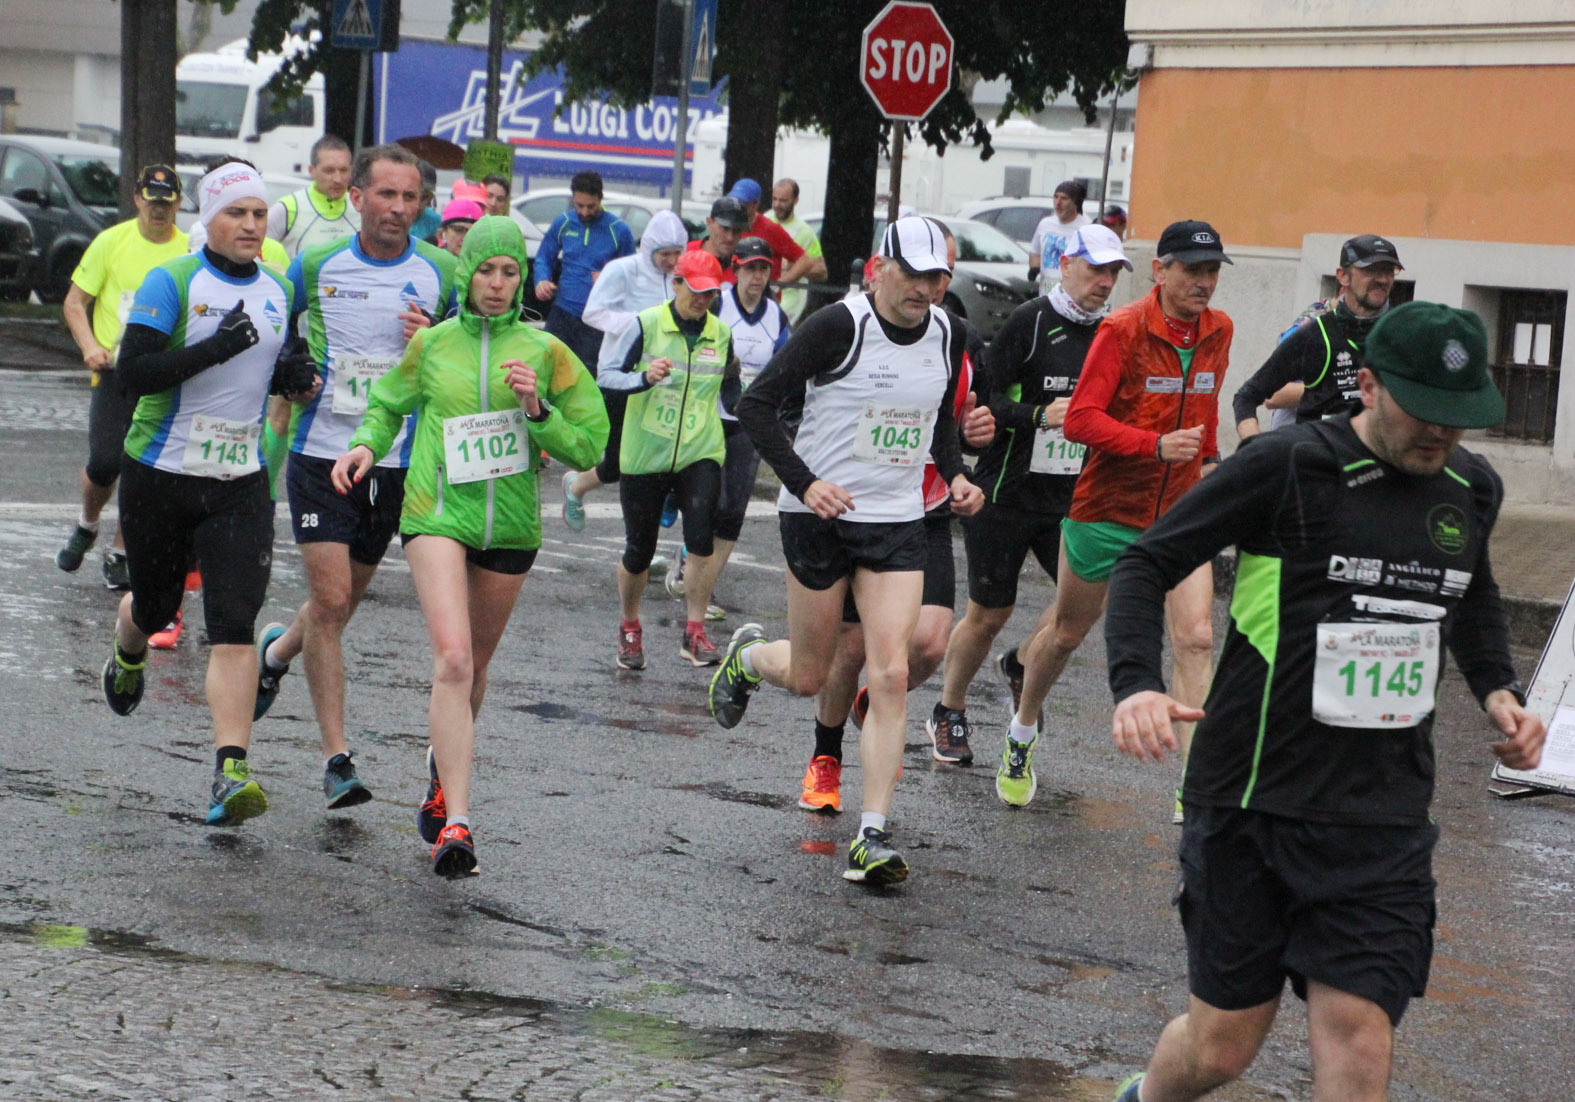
[0,200,37,301]
[0,136,120,302]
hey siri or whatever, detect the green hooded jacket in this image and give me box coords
[350,216,608,550]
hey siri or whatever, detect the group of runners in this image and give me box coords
[57,135,1548,1099]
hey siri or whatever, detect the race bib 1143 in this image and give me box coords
[181,415,262,480]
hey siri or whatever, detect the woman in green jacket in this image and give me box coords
[333,216,608,877]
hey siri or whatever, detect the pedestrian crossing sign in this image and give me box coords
[332,0,382,50]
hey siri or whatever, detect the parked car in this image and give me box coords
[952,196,1060,248]
[0,136,120,302]
[805,212,1035,341]
[511,187,710,259]
[0,200,39,302]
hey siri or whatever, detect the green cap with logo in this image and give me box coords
[1364,301,1503,429]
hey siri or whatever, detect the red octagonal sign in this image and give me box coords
[860,1,954,122]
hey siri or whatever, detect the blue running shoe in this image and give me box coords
[207,759,268,826]
[253,621,288,721]
[561,469,586,533]
[417,746,446,844]
[324,751,372,810]
[659,489,678,528]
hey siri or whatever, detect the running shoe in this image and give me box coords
[102,551,130,591]
[843,827,908,885]
[561,469,586,532]
[253,621,289,721]
[431,822,477,878]
[1113,1073,1145,1102]
[101,641,146,716]
[617,621,646,670]
[680,624,720,666]
[149,611,183,650]
[705,603,725,622]
[56,524,98,572]
[996,736,1038,807]
[665,545,687,598]
[709,622,765,729]
[1173,789,1185,826]
[184,569,202,592]
[417,746,446,844]
[323,751,372,810]
[798,755,842,813]
[659,489,679,528]
[647,554,670,579]
[850,685,869,730]
[927,705,974,764]
[207,758,268,826]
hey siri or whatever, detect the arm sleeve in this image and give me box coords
[1105,438,1292,701]
[614,221,636,259]
[581,264,632,334]
[349,329,424,462]
[267,201,288,242]
[983,306,1040,432]
[928,324,966,481]
[535,335,610,470]
[116,322,230,397]
[597,316,656,393]
[1063,327,1158,456]
[285,254,307,315]
[1232,328,1314,427]
[1446,465,1519,703]
[535,217,564,282]
[737,305,856,500]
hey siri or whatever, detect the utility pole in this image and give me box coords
[484,0,505,140]
[120,0,178,217]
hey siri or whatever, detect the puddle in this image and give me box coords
[667,781,792,810]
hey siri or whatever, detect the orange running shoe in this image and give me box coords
[184,569,202,592]
[431,822,476,878]
[798,755,842,813]
[149,610,183,649]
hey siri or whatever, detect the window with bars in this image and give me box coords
[1489,290,1564,443]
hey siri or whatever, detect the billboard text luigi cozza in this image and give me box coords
[373,40,726,190]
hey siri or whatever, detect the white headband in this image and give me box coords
[198,162,269,228]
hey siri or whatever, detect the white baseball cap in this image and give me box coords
[1064,224,1133,271]
[880,216,950,276]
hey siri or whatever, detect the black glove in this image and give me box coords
[271,337,319,397]
[207,300,259,360]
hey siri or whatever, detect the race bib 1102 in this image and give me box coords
[442,409,528,485]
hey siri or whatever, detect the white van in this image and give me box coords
[175,39,325,177]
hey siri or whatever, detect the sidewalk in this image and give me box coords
[0,315,77,370]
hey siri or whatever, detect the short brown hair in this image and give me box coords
[350,143,423,191]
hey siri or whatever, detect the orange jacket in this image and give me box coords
[1064,287,1233,529]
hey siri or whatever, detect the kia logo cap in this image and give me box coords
[1157,220,1232,265]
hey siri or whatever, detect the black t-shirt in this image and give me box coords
[1106,415,1516,826]
[1232,307,1370,428]
[972,295,1101,515]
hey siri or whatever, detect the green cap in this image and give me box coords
[1364,302,1503,429]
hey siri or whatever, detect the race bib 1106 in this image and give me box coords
[1029,426,1085,476]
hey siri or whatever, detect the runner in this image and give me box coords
[100,161,316,827]
[250,144,457,814]
[713,216,983,885]
[597,249,738,669]
[269,135,359,257]
[1106,302,1544,1102]
[332,215,607,877]
[561,210,688,531]
[664,236,790,617]
[1001,221,1234,815]
[56,165,188,592]
[931,226,1131,759]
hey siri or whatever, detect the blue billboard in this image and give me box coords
[373,40,725,191]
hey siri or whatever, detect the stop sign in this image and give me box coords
[860,1,954,121]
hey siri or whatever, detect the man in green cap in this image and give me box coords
[1100,301,1546,1102]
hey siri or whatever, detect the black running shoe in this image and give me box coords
[709,623,765,729]
[417,746,446,844]
[926,705,974,764]
[323,751,372,810]
[843,827,908,886]
[102,641,146,716]
[253,621,288,721]
[102,552,130,591]
[56,525,98,572]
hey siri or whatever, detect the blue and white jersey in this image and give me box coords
[286,235,456,467]
[716,285,789,422]
[123,253,291,479]
[1031,213,1089,290]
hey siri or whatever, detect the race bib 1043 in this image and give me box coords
[1311,621,1440,728]
[442,409,528,485]
[331,355,395,416]
[1029,426,1085,476]
[182,415,262,480]
[852,403,934,467]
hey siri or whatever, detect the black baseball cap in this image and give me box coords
[709,196,750,231]
[1340,234,1404,270]
[733,236,773,266]
[137,164,181,202]
[1364,302,1502,428]
[1156,220,1232,265]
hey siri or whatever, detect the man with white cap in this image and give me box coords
[100,161,318,828]
[931,224,1133,765]
[714,215,983,887]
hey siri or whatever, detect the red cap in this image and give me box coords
[674,249,725,292]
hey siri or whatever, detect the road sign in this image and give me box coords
[1491,575,1575,799]
[332,0,382,51]
[690,0,719,96]
[860,1,953,122]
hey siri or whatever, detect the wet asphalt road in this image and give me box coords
[2,367,1574,1101]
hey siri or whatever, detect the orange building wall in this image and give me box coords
[1129,66,1575,249]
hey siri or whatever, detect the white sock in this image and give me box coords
[79,515,100,533]
[739,641,759,677]
[859,811,886,835]
[1008,718,1038,745]
[263,639,289,672]
[448,814,470,829]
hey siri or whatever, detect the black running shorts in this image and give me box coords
[780,511,927,593]
[961,502,1063,609]
[401,533,537,576]
[1177,804,1438,1027]
[839,511,955,623]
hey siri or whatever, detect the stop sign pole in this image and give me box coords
[860,1,954,227]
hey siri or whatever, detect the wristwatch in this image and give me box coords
[525,399,551,423]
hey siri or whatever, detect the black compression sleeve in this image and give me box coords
[1231,325,1319,428]
[737,304,856,500]
[985,301,1041,432]
[928,318,967,482]
[1446,465,1518,703]
[116,322,229,398]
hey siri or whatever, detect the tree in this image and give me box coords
[120,0,179,218]
[245,0,375,147]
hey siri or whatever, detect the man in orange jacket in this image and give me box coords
[994,221,1233,818]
